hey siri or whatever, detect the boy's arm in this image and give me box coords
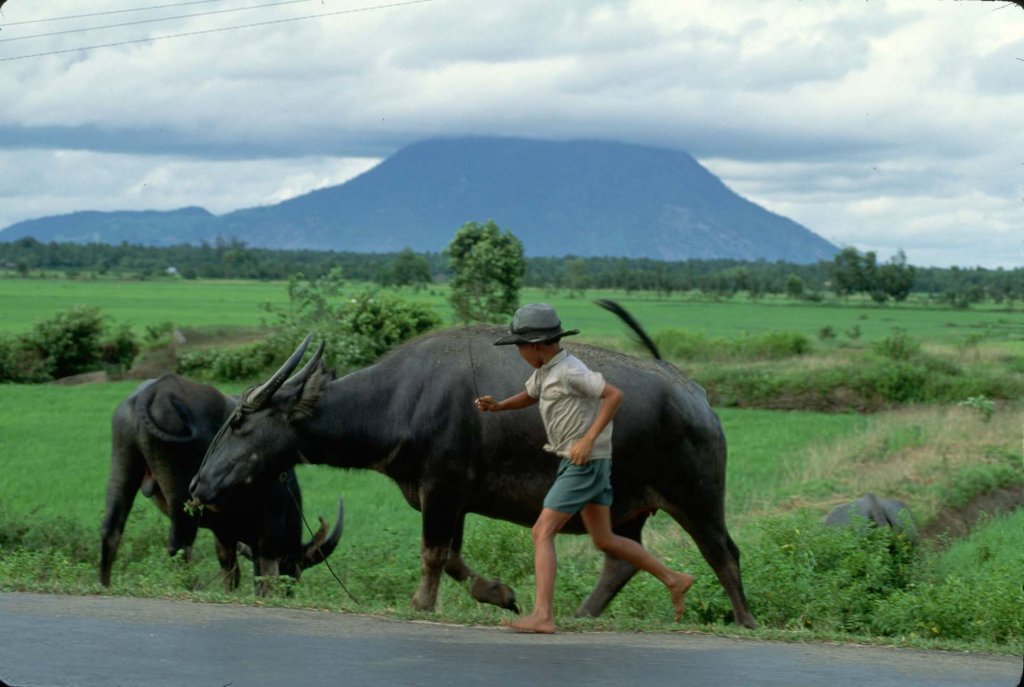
[568,382,622,465]
[475,390,537,413]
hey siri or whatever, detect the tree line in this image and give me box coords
[2,232,1022,307]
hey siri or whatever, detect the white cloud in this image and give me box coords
[0,149,377,226]
[1,0,1022,267]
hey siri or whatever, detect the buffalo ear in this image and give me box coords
[288,361,330,420]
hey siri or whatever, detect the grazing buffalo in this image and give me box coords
[824,493,917,543]
[101,374,344,592]
[190,301,756,628]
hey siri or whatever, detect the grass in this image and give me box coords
[0,276,288,334]
[2,276,1023,653]
[1,381,1021,653]
[4,275,1024,351]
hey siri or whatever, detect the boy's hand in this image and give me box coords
[568,436,594,465]
[475,396,499,412]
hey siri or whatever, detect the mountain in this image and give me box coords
[1,137,838,262]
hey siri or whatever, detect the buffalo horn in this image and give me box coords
[283,339,326,390]
[301,496,344,569]
[137,386,197,444]
[242,332,314,411]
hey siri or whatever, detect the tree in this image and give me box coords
[785,273,805,299]
[445,220,525,323]
[877,249,916,302]
[829,246,867,298]
[386,247,432,290]
[565,257,588,298]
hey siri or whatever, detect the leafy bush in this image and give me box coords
[0,334,26,382]
[180,272,443,381]
[270,278,441,374]
[100,322,141,374]
[872,327,921,362]
[739,331,812,359]
[654,329,811,362]
[871,510,1024,643]
[653,329,711,359]
[853,360,930,404]
[144,321,176,347]
[0,306,140,382]
[957,395,996,422]
[177,343,281,382]
[22,306,106,378]
[688,513,918,632]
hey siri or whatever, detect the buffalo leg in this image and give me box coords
[99,440,147,586]
[661,496,756,629]
[255,555,279,597]
[163,479,200,562]
[213,535,241,591]
[574,512,650,617]
[442,513,519,612]
[412,490,464,611]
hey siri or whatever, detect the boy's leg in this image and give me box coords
[505,507,573,633]
[580,503,694,621]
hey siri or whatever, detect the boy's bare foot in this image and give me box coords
[502,615,556,634]
[668,572,695,622]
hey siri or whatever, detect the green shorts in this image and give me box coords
[543,458,613,514]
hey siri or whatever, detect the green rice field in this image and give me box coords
[3,276,1023,351]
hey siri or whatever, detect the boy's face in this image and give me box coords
[515,343,543,368]
[516,341,558,368]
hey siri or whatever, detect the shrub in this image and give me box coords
[177,341,280,382]
[272,286,442,374]
[872,327,920,362]
[144,321,176,347]
[0,334,22,382]
[871,510,1024,642]
[690,513,918,632]
[853,360,929,404]
[654,329,713,359]
[736,331,811,359]
[182,276,443,381]
[22,306,105,379]
[654,329,811,363]
[957,395,996,423]
[100,323,140,375]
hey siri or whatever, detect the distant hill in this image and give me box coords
[0,137,838,263]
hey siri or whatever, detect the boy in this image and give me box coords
[475,303,693,634]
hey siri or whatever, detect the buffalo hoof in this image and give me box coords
[470,578,519,613]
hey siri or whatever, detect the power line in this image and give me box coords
[1,0,313,44]
[0,1,231,27]
[0,0,439,62]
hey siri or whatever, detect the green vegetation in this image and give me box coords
[4,279,1023,410]
[4,277,1023,346]
[445,220,526,323]
[178,271,441,379]
[1,381,1021,652]
[4,238,1024,309]
[0,276,288,334]
[1,272,1022,654]
[0,305,139,382]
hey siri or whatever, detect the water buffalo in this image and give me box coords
[824,493,917,543]
[101,374,344,592]
[189,302,756,628]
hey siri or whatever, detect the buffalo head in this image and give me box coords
[189,334,329,507]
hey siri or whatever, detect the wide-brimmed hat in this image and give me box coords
[493,303,580,346]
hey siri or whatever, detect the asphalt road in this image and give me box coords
[0,592,1020,687]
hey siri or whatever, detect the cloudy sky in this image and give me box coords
[1,0,1021,267]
